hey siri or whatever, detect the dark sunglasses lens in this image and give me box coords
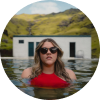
[50,47,58,53]
[40,48,47,54]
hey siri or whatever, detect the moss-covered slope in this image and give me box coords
[0,8,99,58]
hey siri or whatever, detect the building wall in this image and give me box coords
[13,36,91,59]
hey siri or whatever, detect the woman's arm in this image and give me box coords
[65,68,77,80]
[21,67,32,79]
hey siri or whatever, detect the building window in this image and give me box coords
[36,42,40,47]
[19,40,24,43]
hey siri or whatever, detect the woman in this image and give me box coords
[21,38,76,89]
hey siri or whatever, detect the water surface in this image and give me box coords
[1,59,98,99]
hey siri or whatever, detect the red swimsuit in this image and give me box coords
[30,72,70,89]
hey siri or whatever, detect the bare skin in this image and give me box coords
[40,42,57,74]
[21,67,76,80]
[21,42,77,80]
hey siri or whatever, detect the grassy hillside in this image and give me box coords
[0,8,99,58]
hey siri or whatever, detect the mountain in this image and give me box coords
[0,8,99,58]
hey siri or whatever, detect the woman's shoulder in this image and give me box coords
[21,67,32,79]
[65,68,77,80]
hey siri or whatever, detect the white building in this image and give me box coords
[13,35,91,59]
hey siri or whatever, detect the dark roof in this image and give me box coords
[13,35,91,37]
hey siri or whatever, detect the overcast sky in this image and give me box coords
[16,0,76,15]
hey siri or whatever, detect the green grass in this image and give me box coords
[0,8,99,58]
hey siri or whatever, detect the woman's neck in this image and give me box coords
[42,63,54,74]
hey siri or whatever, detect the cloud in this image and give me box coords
[30,2,60,14]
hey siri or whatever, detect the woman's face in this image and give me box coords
[40,42,57,66]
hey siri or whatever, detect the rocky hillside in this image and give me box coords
[0,8,99,58]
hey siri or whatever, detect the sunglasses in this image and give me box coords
[40,47,58,54]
